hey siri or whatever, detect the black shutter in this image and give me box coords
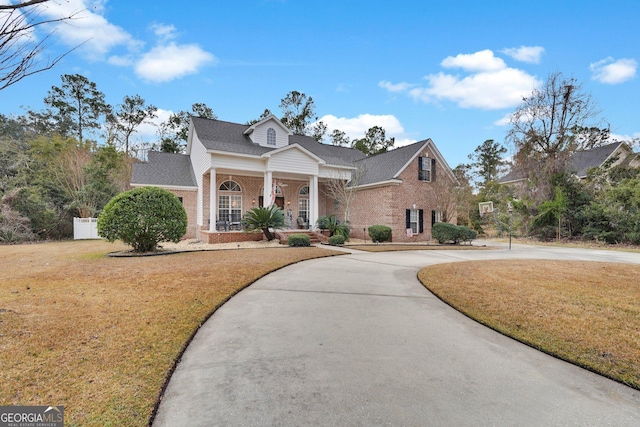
[431,158,436,181]
[431,210,436,226]
[419,209,424,233]
[418,157,423,180]
[406,209,411,229]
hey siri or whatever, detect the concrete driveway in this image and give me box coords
[153,243,640,426]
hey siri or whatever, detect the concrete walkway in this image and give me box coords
[153,243,640,426]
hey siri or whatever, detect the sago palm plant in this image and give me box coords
[242,205,285,241]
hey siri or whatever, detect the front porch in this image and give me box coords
[199,228,328,245]
[196,171,337,242]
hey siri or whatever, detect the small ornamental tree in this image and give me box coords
[98,187,187,252]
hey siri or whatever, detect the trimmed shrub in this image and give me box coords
[432,222,478,244]
[328,234,346,246]
[368,224,392,243]
[287,233,311,247]
[458,226,477,243]
[432,222,461,244]
[98,186,187,253]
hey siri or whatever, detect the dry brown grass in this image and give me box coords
[418,260,640,389]
[0,240,338,426]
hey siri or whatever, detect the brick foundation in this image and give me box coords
[199,230,265,244]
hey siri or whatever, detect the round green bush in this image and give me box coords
[287,233,311,247]
[458,225,477,243]
[432,222,461,244]
[368,224,392,242]
[98,186,187,253]
[328,234,345,246]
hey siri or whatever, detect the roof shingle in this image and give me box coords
[131,151,197,187]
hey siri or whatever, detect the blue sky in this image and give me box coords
[1,0,639,167]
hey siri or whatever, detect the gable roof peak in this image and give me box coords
[243,115,292,136]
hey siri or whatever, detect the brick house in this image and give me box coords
[131,115,457,243]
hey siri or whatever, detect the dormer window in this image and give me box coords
[267,128,276,146]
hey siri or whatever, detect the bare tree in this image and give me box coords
[323,166,364,223]
[430,171,458,224]
[0,0,80,90]
[507,72,607,201]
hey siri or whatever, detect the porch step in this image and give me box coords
[276,230,327,245]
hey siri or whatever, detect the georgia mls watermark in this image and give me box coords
[0,406,64,427]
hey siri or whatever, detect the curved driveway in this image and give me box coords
[154,243,640,426]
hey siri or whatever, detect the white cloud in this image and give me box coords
[150,23,178,42]
[380,49,541,110]
[40,0,138,60]
[494,113,513,126]
[37,2,216,82]
[501,46,545,64]
[135,42,216,83]
[412,67,540,109]
[441,49,506,72]
[318,114,416,147]
[378,80,415,92]
[590,57,637,84]
[135,108,173,139]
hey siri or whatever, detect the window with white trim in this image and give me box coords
[419,156,434,182]
[218,180,242,223]
[410,209,419,234]
[267,128,276,145]
[298,186,309,221]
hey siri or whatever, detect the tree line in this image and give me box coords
[0,73,396,242]
[457,72,640,245]
[2,70,638,245]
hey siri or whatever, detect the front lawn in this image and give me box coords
[418,260,640,390]
[0,240,338,426]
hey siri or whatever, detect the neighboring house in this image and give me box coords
[499,141,639,185]
[131,116,457,243]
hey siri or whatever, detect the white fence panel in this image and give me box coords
[74,217,99,240]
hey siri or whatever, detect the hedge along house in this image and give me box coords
[131,115,458,243]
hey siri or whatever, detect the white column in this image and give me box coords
[309,175,319,229]
[263,171,272,207]
[208,168,216,231]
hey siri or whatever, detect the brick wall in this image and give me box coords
[349,148,457,243]
[200,230,265,244]
[166,189,198,238]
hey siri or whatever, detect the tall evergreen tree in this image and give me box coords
[44,74,110,143]
[467,139,507,188]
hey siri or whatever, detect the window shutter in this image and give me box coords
[406,209,411,229]
[431,158,436,181]
[419,209,424,233]
[418,157,423,180]
[431,210,436,226]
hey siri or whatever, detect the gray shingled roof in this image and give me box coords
[356,140,428,186]
[135,118,434,188]
[131,151,196,187]
[567,142,622,178]
[191,117,272,156]
[290,134,367,167]
[498,142,625,183]
[191,117,367,166]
